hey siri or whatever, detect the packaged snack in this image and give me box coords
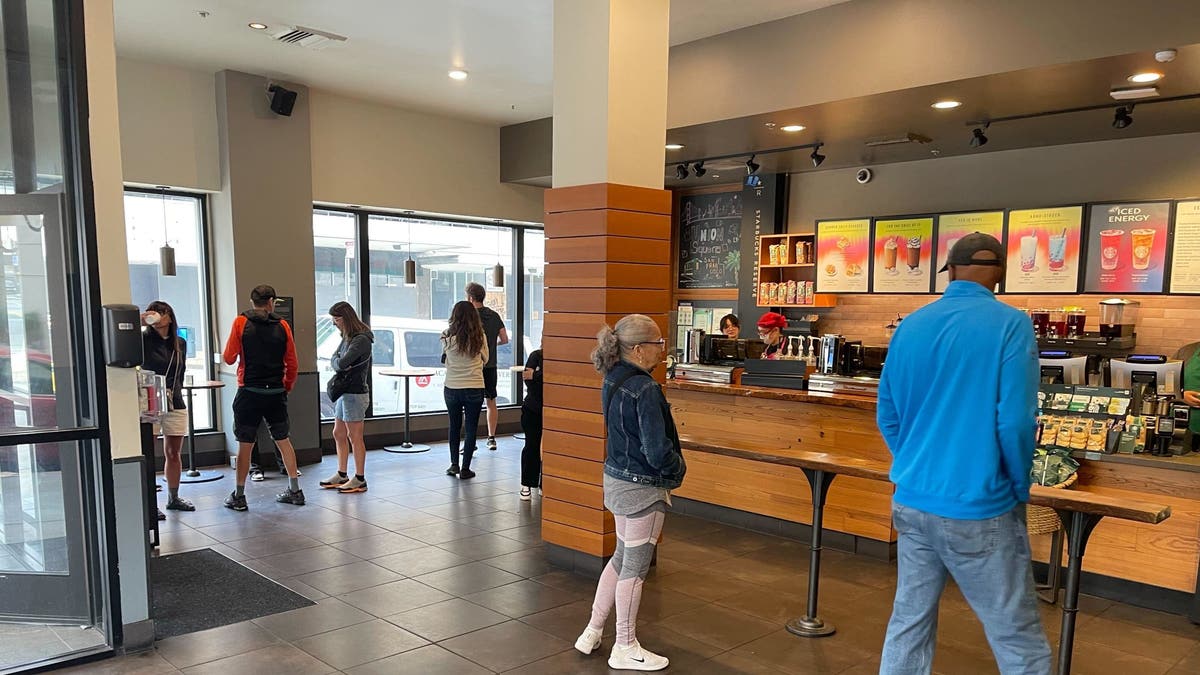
[1068,419,1089,450]
[777,282,788,304]
[759,282,770,302]
[1086,420,1107,451]
[764,283,777,304]
[1067,394,1090,412]
[804,281,814,305]
[1107,398,1130,416]
[1087,396,1110,414]
[769,245,780,266]
[796,241,805,265]
[1052,393,1073,411]
[785,280,797,304]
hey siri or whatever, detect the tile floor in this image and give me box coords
[49,436,1200,674]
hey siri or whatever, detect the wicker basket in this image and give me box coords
[1028,473,1077,535]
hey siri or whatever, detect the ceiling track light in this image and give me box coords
[1113,105,1134,129]
[810,145,826,168]
[692,161,706,177]
[969,124,989,148]
[746,155,760,175]
[675,163,689,180]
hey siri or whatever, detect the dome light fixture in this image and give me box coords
[248,22,268,30]
[1127,72,1162,84]
[931,100,962,110]
[448,69,469,81]
[665,143,684,150]
[781,124,805,132]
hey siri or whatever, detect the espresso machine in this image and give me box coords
[807,334,882,397]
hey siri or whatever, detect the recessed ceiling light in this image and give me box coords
[1128,72,1163,84]
[763,122,776,128]
[448,69,469,81]
[931,100,962,109]
[665,143,684,150]
[781,124,806,132]
[712,174,720,178]
[248,22,268,30]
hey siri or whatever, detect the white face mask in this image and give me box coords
[144,311,162,327]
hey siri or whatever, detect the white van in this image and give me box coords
[317,315,530,418]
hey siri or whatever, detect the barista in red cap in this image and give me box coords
[756,312,788,360]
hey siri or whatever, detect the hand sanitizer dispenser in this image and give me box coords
[102,304,143,368]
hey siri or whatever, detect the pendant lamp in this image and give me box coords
[492,226,505,288]
[404,221,417,287]
[158,187,176,276]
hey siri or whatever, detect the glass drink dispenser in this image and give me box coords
[138,368,168,423]
[1098,298,1140,338]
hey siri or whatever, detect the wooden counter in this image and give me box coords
[665,379,1200,595]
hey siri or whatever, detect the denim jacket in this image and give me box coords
[601,360,686,489]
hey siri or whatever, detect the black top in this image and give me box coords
[239,310,290,391]
[477,306,505,369]
[142,329,187,409]
[522,349,543,411]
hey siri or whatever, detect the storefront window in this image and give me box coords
[124,190,214,429]
[313,209,359,419]
[524,229,545,354]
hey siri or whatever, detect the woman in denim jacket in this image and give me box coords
[575,314,685,672]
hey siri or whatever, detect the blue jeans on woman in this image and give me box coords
[444,387,484,471]
[881,502,1051,675]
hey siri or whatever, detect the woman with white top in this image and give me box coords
[441,300,488,480]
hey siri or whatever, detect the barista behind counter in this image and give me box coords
[756,312,787,360]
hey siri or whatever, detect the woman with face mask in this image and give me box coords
[756,312,788,360]
[141,301,194,520]
[575,314,685,672]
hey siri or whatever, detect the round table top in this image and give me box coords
[181,380,225,390]
[508,365,528,372]
[378,368,437,378]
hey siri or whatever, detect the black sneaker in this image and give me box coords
[276,488,306,506]
[165,497,195,511]
[446,464,460,476]
[224,492,248,511]
[487,436,497,450]
[156,508,166,521]
[458,468,476,480]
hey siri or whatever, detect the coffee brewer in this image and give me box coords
[819,335,846,375]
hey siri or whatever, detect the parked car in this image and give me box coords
[0,347,61,470]
[317,315,532,418]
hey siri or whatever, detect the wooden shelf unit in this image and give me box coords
[757,233,837,308]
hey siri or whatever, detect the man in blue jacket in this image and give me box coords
[877,233,1050,674]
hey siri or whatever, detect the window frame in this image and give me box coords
[314,203,543,420]
[122,186,218,432]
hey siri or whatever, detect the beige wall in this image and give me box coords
[114,58,544,222]
[788,132,1200,357]
[87,0,140,460]
[668,0,1200,127]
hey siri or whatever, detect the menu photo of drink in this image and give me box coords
[1004,206,1084,294]
[1083,201,1170,293]
[871,216,934,293]
[934,211,1005,293]
[814,218,871,293]
[1169,200,1200,294]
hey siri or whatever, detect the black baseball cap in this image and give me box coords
[938,232,1006,272]
[250,284,277,303]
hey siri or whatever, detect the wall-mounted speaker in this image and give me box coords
[267,84,298,116]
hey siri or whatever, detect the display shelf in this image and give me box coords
[760,264,816,269]
[756,233,836,308]
[756,295,838,309]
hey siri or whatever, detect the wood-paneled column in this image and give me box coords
[541,185,671,567]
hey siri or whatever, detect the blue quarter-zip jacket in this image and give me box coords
[876,281,1039,519]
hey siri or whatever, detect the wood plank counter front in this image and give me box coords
[665,379,1200,594]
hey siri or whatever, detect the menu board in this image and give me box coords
[1083,201,1170,294]
[871,217,934,293]
[1004,206,1083,294]
[934,211,1005,293]
[677,192,742,289]
[1170,200,1200,294]
[814,218,870,293]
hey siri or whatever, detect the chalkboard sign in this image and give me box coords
[677,192,742,289]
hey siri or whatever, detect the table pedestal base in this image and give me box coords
[384,443,430,453]
[180,469,225,484]
[786,616,836,638]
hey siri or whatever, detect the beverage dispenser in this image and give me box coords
[1099,298,1140,339]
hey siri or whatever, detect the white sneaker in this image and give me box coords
[574,626,602,655]
[608,642,668,671]
[520,487,532,501]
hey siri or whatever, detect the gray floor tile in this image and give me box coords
[252,597,374,642]
[331,532,426,559]
[500,648,615,675]
[346,644,491,675]
[293,560,403,595]
[371,546,473,577]
[338,579,455,617]
[306,518,390,544]
[53,649,179,675]
[495,524,544,546]
[155,621,278,669]
[463,579,582,618]
[256,545,362,576]
[399,521,489,545]
[440,620,570,672]
[384,598,509,642]
[454,510,527,533]
[293,618,427,670]
[436,532,533,561]
[274,576,331,602]
[224,532,323,558]
[414,561,524,595]
[654,603,779,651]
[180,643,336,675]
[481,548,555,578]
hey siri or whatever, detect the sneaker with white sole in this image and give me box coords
[487,436,497,450]
[319,472,348,489]
[608,642,668,671]
[520,487,532,501]
[574,626,602,655]
[337,476,368,493]
[249,468,265,482]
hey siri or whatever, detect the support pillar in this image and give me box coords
[542,0,671,573]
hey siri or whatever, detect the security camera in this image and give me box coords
[856,168,873,184]
[1155,49,1177,63]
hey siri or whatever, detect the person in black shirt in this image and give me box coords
[519,349,543,500]
[141,301,195,519]
[466,282,508,449]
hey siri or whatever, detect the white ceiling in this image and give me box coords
[113,0,847,125]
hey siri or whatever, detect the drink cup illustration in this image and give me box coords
[1131,229,1155,270]
[1099,229,1124,271]
[883,237,899,275]
[1048,232,1066,272]
[1020,233,1038,272]
[905,236,922,274]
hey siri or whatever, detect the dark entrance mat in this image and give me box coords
[150,548,314,640]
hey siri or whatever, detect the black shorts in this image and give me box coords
[233,389,290,443]
[482,367,498,400]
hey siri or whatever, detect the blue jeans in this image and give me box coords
[444,388,484,470]
[881,502,1051,675]
[334,393,369,422]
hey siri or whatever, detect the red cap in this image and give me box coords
[756,312,788,330]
